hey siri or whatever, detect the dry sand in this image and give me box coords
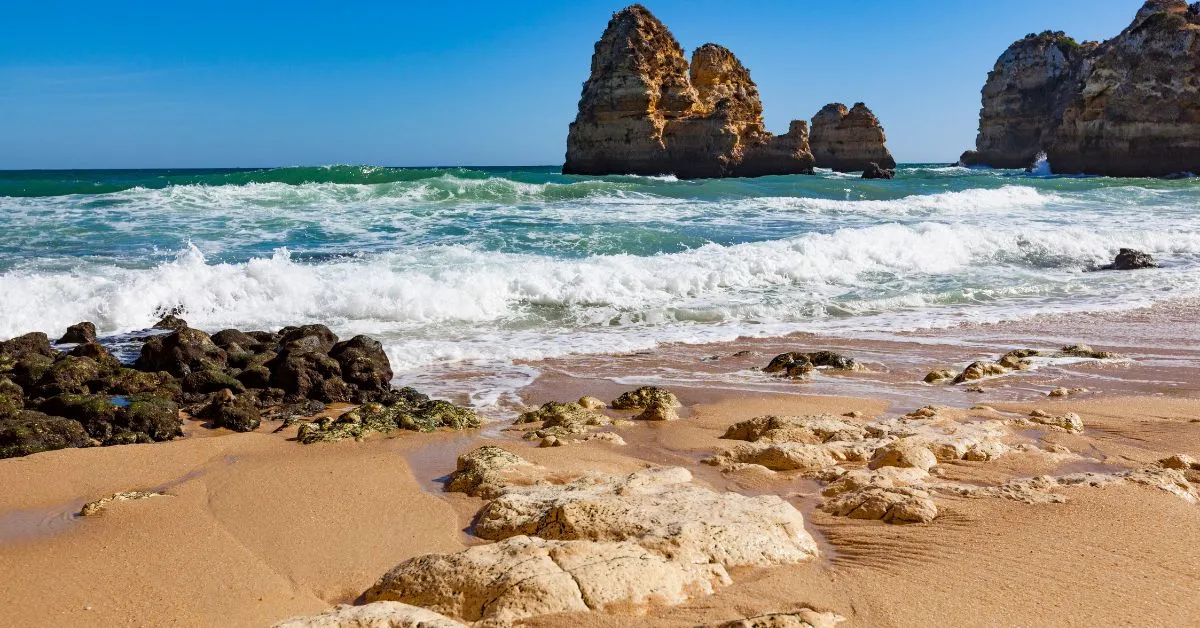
[2,304,1199,627]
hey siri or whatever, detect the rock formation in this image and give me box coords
[810,103,896,171]
[962,1,1200,176]
[959,31,1095,169]
[563,5,814,178]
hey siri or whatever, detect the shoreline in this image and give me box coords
[0,301,1197,625]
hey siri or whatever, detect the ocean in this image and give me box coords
[1,164,1198,407]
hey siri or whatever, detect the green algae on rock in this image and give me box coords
[296,389,480,444]
[610,386,680,410]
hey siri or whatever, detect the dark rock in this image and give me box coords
[0,377,23,419]
[136,327,227,377]
[116,396,183,441]
[34,356,105,396]
[235,365,272,389]
[182,368,246,394]
[9,353,55,388]
[153,315,188,330]
[1098,248,1158,271]
[38,394,120,442]
[198,389,261,432]
[105,368,182,400]
[764,351,860,377]
[0,411,89,458]
[279,324,339,353]
[210,329,261,350]
[861,162,895,179]
[0,332,56,363]
[318,376,354,403]
[329,335,394,399]
[265,342,342,401]
[67,342,122,372]
[58,322,97,344]
[246,330,281,346]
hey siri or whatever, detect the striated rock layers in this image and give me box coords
[962,1,1200,176]
[563,5,814,178]
[810,103,896,171]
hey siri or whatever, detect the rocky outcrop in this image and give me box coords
[959,31,1095,169]
[810,103,896,171]
[1050,1,1200,176]
[563,5,814,178]
[963,1,1200,176]
[1098,247,1159,270]
[273,602,466,628]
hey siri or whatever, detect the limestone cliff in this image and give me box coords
[959,31,1094,169]
[810,103,896,171]
[963,0,1200,176]
[1049,0,1200,176]
[563,5,814,178]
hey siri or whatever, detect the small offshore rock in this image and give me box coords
[1048,386,1087,397]
[58,322,97,345]
[1098,248,1158,271]
[861,162,895,179]
[764,351,860,378]
[1060,344,1117,359]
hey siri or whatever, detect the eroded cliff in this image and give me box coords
[963,0,1200,176]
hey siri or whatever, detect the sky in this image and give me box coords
[0,0,1146,169]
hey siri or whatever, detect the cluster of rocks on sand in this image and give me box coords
[923,344,1121,387]
[961,0,1200,176]
[563,5,893,179]
[0,318,477,459]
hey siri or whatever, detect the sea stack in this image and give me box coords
[962,0,1200,176]
[563,5,815,179]
[810,102,896,172]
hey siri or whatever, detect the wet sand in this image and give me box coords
[2,301,1199,626]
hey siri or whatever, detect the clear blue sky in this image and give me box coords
[0,0,1143,169]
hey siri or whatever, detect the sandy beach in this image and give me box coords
[1,301,1198,627]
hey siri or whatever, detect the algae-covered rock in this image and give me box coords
[610,386,680,410]
[0,377,23,419]
[197,389,261,432]
[0,411,89,458]
[34,356,106,397]
[297,392,479,444]
[117,396,183,441]
[38,393,120,441]
[136,327,228,377]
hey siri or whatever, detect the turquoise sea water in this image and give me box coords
[1,164,1198,404]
